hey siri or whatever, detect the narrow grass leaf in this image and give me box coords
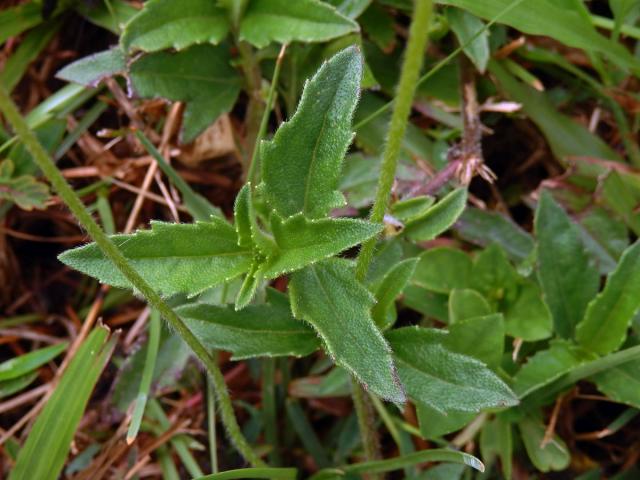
[0,342,67,381]
[387,327,518,413]
[0,2,42,45]
[535,190,600,338]
[289,259,405,403]
[260,47,362,219]
[0,371,38,399]
[239,0,358,48]
[576,241,640,355]
[177,302,320,359]
[10,326,115,480]
[59,219,253,297]
[121,0,229,52]
[195,468,298,480]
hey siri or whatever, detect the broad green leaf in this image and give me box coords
[535,190,600,338]
[591,359,640,408]
[75,0,138,33]
[128,44,241,143]
[390,196,435,222]
[518,415,570,472]
[504,280,553,341]
[0,342,67,381]
[56,48,125,87]
[359,3,396,51]
[416,403,475,438]
[339,153,382,208]
[480,415,512,480]
[578,207,629,275]
[177,302,320,359]
[412,247,473,293]
[512,340,596,398]
[260,46,362,218]
[439,0,639,72]
[121,0,229,52]
[601,171,640,236]
[58,219,253,296]
[387,327,518,413]
[364,238,403,287]
[447,314,505,367]
[576,241,640,355]
[446,8,489,73]
[289,259,405,403]
[448,289,491,323]
[10,327,115,480]
[239,0,358,48]
[371,258,419,329]
[261,214,382,279]
[470,244,519,303]
[403,286,449,323]
[0,160,49,211]
[404,188,468,241]
[326,0,372,19]
[489,60,622,162]
[456,207,534,262]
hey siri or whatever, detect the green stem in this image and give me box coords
[351,0,433,470]
[238,42,265,175]
[247,44,287,185]
[262,357,280,465]
[351,377,381,467]
[0,84,265,468]
[355,0,433,279]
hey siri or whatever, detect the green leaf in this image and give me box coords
[456,207,534,262]
[0,2,41,45]
[387,327,518,413]
[390,195,435,222]
[403,188,468,241]
[480,415,512,480]
[412,247,473,293]
[58,219,253,296]
[403,286,449,323]
[448,289,491,324]
[121,0,229,52]
[447,8,489,73]
[371,258,418,329]
[261,214,382,279]
[489,60,622,162]
[0,372,38,399]
[416,403,476,438]
[577,206,629,275]
[503,280,553,341]
[177,302,320,359]
[128,44,241,143]
[576,241,640,355]
[326,0,373,19]
[512,339,596,398]
[535,190,600,338]
[0,342,67,381]
[439,0,639,72]
[234,184,254,249]
[260,46,362,219]
[601,171,640,236]
[359,3,396,51]
[470,244,519,302]
[75,0,139,33]
[591,359,640,408]
[289,259,405,403]
[235,263,262,310]
[518,415,570,472]
[195,467,298,480]
[0,160,49,211]
[239,0,358,48]
[56,48,125,87]
[9,327,115,480]
[447,314,505,367]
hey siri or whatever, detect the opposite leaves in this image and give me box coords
[59,219,252,296]
[289,259,405,403]
[260,46,362,219]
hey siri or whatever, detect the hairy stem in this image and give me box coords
[0,84,265,468]
[356,0,433,280]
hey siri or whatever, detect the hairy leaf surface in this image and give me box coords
[404,188,468,241]
[260,47,362,219]
[177,302,320,359]
[371,258,418,329]
[576,241,640,355]
[59,220,253,296]
[129,44,241,143]
[387,327,518,413]
[240,0,358,48]
[56,48,125,87]
[535,191,599,338]
[289,259,405,403]
[262,214,382,279]
[121,0,229,52]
